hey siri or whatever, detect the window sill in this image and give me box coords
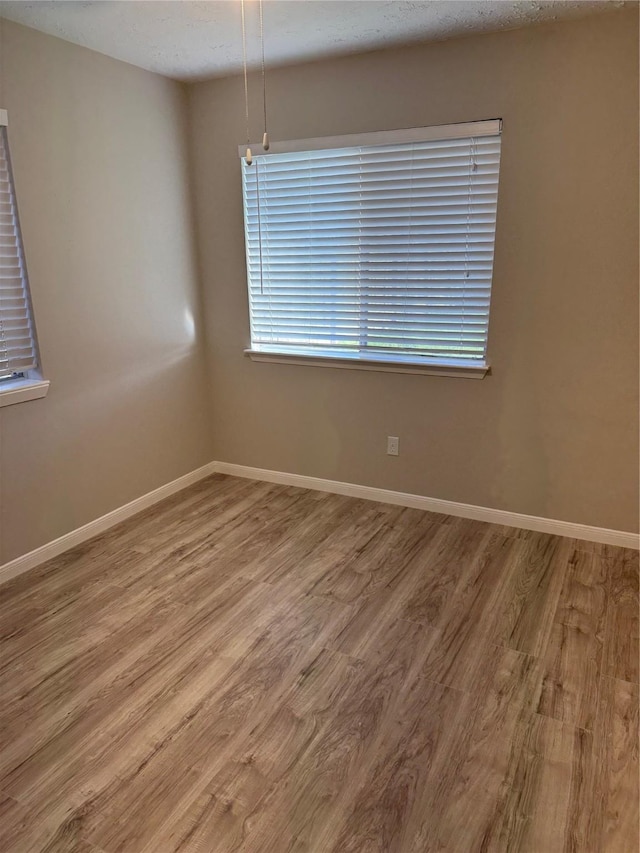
[245,349,489,379]
[0,377,50,408]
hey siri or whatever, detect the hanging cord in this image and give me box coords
[241,0,265,291]
[241,0,252,164]
[462,138,478,348]
[259,0,269,150]
[256,158,265,295]
[258,0,268,296]
[256,0,267,290]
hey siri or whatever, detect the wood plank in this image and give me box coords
[0,576,279,798]
[593,676,639,851]
[554,548,608,636]
[411,644,542,851]
[400,515,493,627]
[83,595,351,852]
[489,532,571,657]
[536,620,602,731]
[535,548,608,731]
[484,714,593,853]
[227,618,438,853]
[420,534,523,691]
[327,522,447,661]
[308,506,443,605]
[0,789,105,853]
[246,493,374,586]
[264,498,403,599]
[0,475,636,852]
[142,648,364,853]
[603,547,639,683]
[327,678,464,853]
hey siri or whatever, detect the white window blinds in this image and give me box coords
[0,111,39,380]
[241,120,501,371]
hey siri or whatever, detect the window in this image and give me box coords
[241,120,502,377]
[0,109,47,406]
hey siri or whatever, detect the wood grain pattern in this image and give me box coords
[593,676,639,852]
[537,620,602,731]
[482,713,594,853]
[490,533,571,657]
[604,547,639,683]
[0,474,637,852]
[537,549,609,731]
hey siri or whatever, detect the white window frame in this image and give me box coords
[0,109,48,407]
[240,119,502,379]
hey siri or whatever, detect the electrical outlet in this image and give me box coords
[387,436,399,456]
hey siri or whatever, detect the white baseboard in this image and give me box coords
[0,462,217,586]
[214,461,640,550]
[1,458,637,587]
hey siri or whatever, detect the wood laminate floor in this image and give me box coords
[0,475,637,853]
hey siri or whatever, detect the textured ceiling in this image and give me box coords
[0,0,626,81]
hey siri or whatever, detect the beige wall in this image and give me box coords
[188,7,639,533]
[0,8,637,565]
[0,21,213,563]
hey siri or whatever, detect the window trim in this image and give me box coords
[0,375,49,408]
[237,119,502,158]
[239,119,501,378]
[245,348,489,379]
[0,108,49,406]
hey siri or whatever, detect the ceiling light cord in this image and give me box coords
[240,0,252,164]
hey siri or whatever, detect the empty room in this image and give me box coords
[0,0,638,850]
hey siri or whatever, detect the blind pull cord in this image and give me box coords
[260,0,269,151]
[462,138,478,340]
[256,159,265,295]
[240,0,251,164]
[241,0,270,162]
[241,0,268,291]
